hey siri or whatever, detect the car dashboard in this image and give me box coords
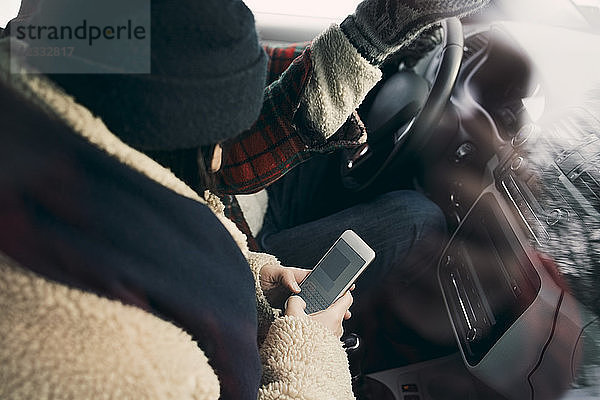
[434,21,600,400]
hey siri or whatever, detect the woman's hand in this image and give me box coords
[259,263,310,307]
[285,287,354,338]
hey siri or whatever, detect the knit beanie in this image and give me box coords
[15,0,267,151]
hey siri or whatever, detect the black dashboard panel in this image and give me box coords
[457,23,600,318]
[439,192,541,366]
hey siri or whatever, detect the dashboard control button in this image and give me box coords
[512,123,540,147]
[510,156,524,172]
[401,384,419,392]
[546,209,563,226]
[466,327,479,343]
[454,142,476,163]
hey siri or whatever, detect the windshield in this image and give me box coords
[244,0,600,32]
[0,0,20,28]
[572,0,600,29]
[489,0,600,32]
[4,0,599,33]
[244,0,361,21]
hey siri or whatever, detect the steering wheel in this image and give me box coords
[342,18,464,191]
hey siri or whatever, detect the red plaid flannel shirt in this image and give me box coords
[215,44,366,195]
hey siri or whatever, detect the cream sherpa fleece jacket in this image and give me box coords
[0,38,354,400]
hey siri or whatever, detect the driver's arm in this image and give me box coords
[215,26,379,195]
[303,0,490,142]
[216,0,490,195]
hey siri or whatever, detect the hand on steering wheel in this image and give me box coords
[342,18,465,191]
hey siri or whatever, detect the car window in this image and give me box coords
[493,0,595,31]
[572,0,600,29]
[245,0,361,21]
[1,0,21,28]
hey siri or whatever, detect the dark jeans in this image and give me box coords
[257,153,454,370]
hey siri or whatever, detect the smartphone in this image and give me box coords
[298,230,375,314]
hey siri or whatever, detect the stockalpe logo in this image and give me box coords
[15,20,147,46]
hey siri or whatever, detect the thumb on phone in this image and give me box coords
[284,295,307,317]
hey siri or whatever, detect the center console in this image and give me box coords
[438,188,586,400]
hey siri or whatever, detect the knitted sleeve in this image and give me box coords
[299,24,382,141]
[340,0,489,65]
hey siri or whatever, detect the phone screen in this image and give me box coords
[300,238,366,313]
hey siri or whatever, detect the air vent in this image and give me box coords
[571,168,600,214]
[552,109,600,214]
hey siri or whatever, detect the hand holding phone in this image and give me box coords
[296,230,375,314]
[286,290,354,338]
